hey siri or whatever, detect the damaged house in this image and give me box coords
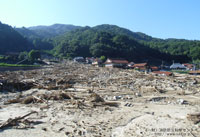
[104,58,129,68]
[133,63,150,72]
[170,63,186,70]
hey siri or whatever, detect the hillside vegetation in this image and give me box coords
[28,24,81,38]
[0,22,33,54]
[94,25,200,62]
[52,27,178,62]
[0,22,199,63]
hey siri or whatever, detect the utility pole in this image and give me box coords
[161,60,164,70]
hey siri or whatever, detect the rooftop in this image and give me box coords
[105,58,129,64]
[152,71,173,76]
[133,63,148,67]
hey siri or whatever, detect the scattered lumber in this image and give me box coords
[5,92,74,104]
[0,111,37,130]
[89,93,105,102]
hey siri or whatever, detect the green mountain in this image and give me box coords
[52,26,176,63]
[15,24,81,50]
[93,24,156,42]
[28,24,81,38]
[94,24,200,61]
[16,24,81,39]
[5,22,200,62]
[15,27,40,40]
[144,38,200,61]
[0,22,33,54]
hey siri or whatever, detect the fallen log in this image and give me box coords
[0,111,37,130]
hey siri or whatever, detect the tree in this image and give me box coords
[190,47,200,60]
[100,56,106,62]
[18,51,28,60]
[0,22,34,54]
[33,38,54,50]
[90,43,112,57]
[28,50,41,61]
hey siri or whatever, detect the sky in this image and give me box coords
[0,0,200,40]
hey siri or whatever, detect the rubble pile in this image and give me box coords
[0,61,199,137]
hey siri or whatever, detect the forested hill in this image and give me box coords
[15,23,200,62]
[52,26,179,62]
[93,24,157,42]
[16,24,81,39]
[0,22,33,54]
[15,24,81,50]
[15,27,40,40]
[144,38,200,61]
[15,24,82,51]
[27,24,81,38]
[93,24,200,61]
[2,22,200,63]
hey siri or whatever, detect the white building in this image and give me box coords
[170,63,186,70]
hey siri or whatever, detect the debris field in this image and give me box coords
[0,61,200,137]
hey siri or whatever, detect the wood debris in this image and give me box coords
[5,92,73,104]
[0,61,199,136]
[187,113,200,124]
[0,111,38,130]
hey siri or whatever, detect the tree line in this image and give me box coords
[1,21,200,64]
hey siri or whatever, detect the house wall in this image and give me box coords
[105,63,126,68]
[106,59,112,63]
[105,64,114,67]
